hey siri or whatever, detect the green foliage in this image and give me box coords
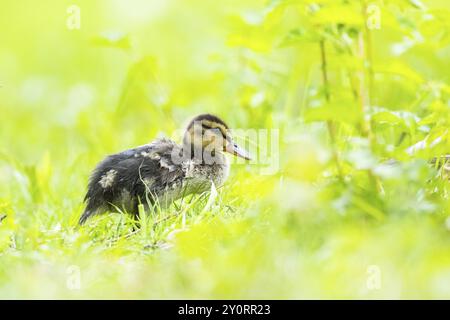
[0,0,449,298]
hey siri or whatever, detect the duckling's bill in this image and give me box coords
[225,141,251,160]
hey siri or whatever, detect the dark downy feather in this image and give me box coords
[80,138,185,224]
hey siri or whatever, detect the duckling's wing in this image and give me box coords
[80,138,184,224]
[127,139,186,206]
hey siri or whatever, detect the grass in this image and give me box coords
[1,0,450,299]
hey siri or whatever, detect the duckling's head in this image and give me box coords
[183,114,250,161]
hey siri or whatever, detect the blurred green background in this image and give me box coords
[0,0,450,298]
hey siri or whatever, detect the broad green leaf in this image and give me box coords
[279,28,322,47]
[372,111,403,125]
[305,100,362,124]
[310,4,364,26]
[374,61,423,83]
[91,31,132,50]
[227,33,274,52]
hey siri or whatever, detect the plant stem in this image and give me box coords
[360,1,384,195]
[320,39,344,181]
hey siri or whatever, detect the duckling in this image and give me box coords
[79,114,250,225]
